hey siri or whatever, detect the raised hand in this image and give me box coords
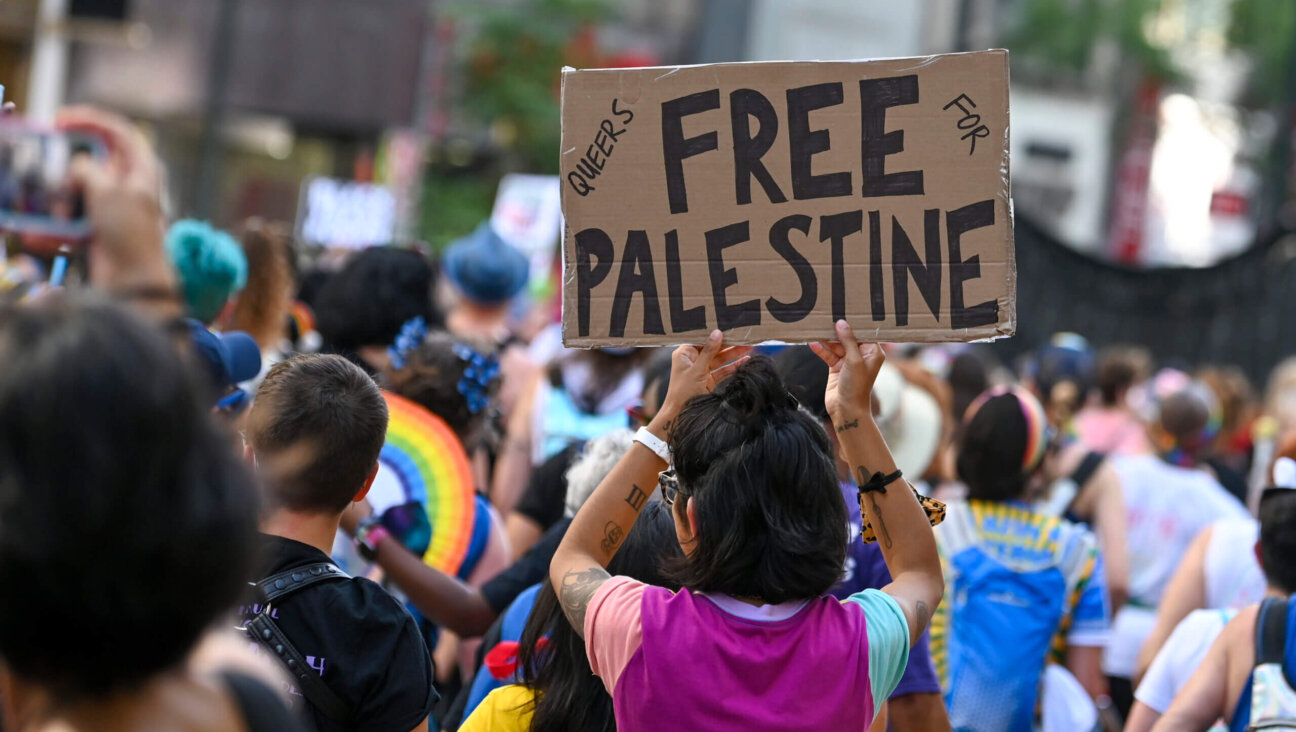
[658,329,753,420]
[809,320,886,428]
[55,106,173,301]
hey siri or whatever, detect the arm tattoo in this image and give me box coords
[559,566,611,637]
[625,484,648,511]
[867,493,893,549]
[599,521,625,554]
[835,418,860,433]
[915,600,931,631]
[856,465,893,549]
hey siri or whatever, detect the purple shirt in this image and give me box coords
[586,576,911,731]
[832,481,942,698]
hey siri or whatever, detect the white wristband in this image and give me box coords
[634,426,671,463]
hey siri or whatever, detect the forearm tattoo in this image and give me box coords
[625,484,648,511]
[559,566,611,637]
[599,521,625,555]
[856,465,893,549]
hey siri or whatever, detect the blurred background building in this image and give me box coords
[3,0,1295,273]
[2,0,1285,265]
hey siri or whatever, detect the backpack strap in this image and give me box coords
[244,562,353,725]
[1255,597,1290,668]
[1069,451,1106,491]
[256,562,350,603]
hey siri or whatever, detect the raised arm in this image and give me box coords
[56,107,179,319]
[1150,607,1247,731]
[549,331,749,636]
[811,321,944,643]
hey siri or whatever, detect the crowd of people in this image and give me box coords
[1,105,1295,732]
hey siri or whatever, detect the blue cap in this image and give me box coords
[1033,332,1095,397]
[187,320,262,394]
[442,222,530,305]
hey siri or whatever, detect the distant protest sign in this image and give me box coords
[559,50,1015,347]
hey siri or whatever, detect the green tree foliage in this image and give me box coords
[452,0,610,173]
[1007,0,1178,83]
[1227,0,1296,107]
[420,0,609,249]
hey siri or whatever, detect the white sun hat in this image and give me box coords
[873,362,944,479]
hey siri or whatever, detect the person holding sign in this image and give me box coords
[548,321,945,731]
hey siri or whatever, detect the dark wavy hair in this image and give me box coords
[0,297,259,701]
[516,501,681,732]
[314,247,441,365]
[384,331,498,447]
[957,391,1029,501]
[1260,490,1296,594]
[666,357,846,603]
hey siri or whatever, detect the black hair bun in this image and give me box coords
[713,357,798,426]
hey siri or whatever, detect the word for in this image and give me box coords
[942,94,990,155]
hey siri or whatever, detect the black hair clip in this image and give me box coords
[859,469,903,495]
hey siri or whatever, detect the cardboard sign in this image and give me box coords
[297,177,396,249]
[559,50,1015,347]
[491,174,563,288]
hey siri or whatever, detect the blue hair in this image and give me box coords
[165,219,247,324]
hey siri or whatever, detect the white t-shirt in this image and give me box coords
[1103,455,1249,677]
[1204,517,1265,609]
[1134,608,1237,713]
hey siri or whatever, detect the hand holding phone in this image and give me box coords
[54,106,175,299]
[0,121,105,242]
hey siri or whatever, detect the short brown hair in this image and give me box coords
[249,354,388,514]
[1096,346,1150,406]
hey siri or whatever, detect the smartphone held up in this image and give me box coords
[0,109,107,247]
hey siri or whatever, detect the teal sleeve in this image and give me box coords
[845,589,912,707]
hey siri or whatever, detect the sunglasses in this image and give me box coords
[658,468,685,506]
[627,403,648,427]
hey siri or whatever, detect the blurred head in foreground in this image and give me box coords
[0,296,259,704]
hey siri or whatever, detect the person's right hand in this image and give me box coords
[649,329,752,438]
[55,106,172,295]
[810,320,886,427]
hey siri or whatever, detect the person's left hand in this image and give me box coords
[340,499,374,536]
[652,329,752,433]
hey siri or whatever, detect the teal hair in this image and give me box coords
[165,219,247,324]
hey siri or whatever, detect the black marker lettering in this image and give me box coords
[730,88,787,206]
[860,75,924,197]
[787,82,852,200]
[568,171,593,196]
[665,230,707,333]
[765,214,816,323]
[868,210,886,322]
[819,210,862,324]
[612,98,634,125]
[608,230,665,338]
[705,221,760,331]
[946,200,999,329]
[891,209,943,326]
[661,89,721,214]
[593,129,613,157]
[574,228,614,336]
